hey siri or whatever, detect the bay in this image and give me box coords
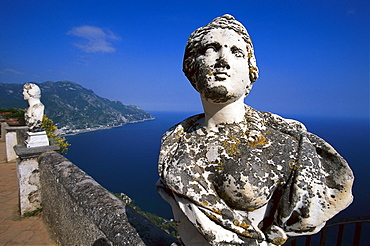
[65,112,370,223]
[65,111,197,219]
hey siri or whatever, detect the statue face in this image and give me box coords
[23,89,30,101]
[193,28,251,104]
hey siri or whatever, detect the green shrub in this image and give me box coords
[22,207,42,217]
[41,115,70,154]
[1,108,25,120]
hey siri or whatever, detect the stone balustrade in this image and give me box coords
[6,124,179,245]
[38,151,178,245]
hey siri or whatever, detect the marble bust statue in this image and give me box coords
[23,83,45,132]
[157,14,354,246]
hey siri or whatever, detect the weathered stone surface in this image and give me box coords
[16,157,41,215]
[14,144,59,216]
[157,14,354,246]
[158,107,354,245]
[39,151,179,246]
[14,143,59,160]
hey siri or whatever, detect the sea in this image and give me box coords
[65,111,369,244]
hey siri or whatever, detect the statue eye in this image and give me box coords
[231,46,245,58]
[205,45,218,54]
[200,43,221,55]
[206,46,215,52]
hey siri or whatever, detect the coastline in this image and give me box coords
[59,116,155,136]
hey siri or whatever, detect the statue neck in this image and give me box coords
[27,97,41,106]
[201,96,246,131]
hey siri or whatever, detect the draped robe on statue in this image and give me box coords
[157,105,353,246]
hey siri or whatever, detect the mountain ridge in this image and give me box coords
[0,81,154,134]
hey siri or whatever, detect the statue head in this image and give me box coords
[23,83,41,100]
[183,14,259,102]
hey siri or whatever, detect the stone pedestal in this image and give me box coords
[4,126,28,162]
[0,117,6,141]
[17,158,41,214]
[25,131,49,148]
[6,131,17,162]
[14,144,59,216]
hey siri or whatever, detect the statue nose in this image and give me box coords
[215,58,230,69]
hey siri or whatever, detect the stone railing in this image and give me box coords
[5,124,179,246]
[38,151,178,246]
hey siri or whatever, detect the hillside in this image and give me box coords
[0,81,154,134]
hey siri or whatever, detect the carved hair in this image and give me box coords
[183,14,259,89]
[23,83,41,99]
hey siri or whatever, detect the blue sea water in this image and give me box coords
[65,111,196,219]
[65,111,369,243]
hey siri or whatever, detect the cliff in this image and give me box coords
[0,81,154,134]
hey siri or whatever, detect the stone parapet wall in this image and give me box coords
[38,151,178,246]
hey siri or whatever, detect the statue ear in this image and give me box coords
[249,67,259,83]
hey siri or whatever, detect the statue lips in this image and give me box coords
[213,71,230,81]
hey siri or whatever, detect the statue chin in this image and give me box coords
[200,85,237,104]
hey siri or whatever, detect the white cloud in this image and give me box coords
[67,25,120,53]
[0,68,24,75]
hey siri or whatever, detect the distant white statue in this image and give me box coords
[23,83,49,148]
[23,83,44,132]
[157,14,354,246]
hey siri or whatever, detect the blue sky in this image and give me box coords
[0,0,368,119]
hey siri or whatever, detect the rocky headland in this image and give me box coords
[0,81,154,135]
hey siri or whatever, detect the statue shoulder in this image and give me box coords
[161,113,204,142]
[257,110,307,134]
[33,102,44,111]
[158,113,204,175]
